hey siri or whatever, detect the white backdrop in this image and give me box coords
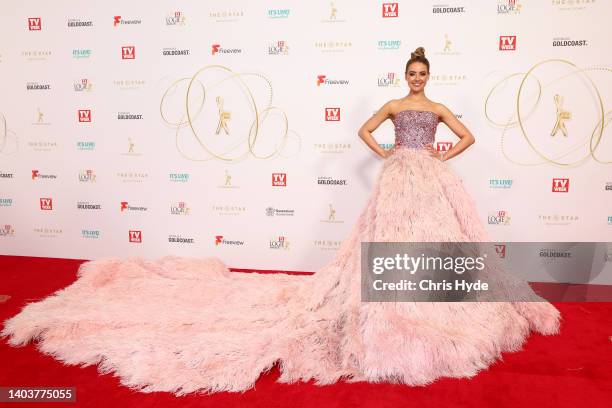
[1,1,611,280]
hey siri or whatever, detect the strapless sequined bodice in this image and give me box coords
[392,110,439,149]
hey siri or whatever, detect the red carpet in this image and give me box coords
[0,255,610,408]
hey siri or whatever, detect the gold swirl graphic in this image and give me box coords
[485,59,611,166]
[160,65,300,162]
[0,113,18,155]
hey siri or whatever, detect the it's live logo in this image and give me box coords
[78,109,91,122]
[122,46,135,59]
[499,36,517,51]
[39,198,53,210]
[28,17,41,31]
[325,108,341,121]
[552,178,569,192]
[129,230,142,243]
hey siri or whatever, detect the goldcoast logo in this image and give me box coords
[160,65,300,161]
[485,59,612,166]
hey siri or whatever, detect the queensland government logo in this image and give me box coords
[266,207,295,216]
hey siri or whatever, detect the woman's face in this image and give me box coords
[405,62,429,92]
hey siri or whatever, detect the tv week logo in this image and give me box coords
[382,3,399,17]
[495,244,506,259]
[325,108,341,121]
[78,109,91,122]
[129,230,142,243]
[552,178,569,192]
[28,17,41,31]
[39,198,53,210]
[436,142,453,152]
[272,173,287,186]
[499,36,517,51]
[122,46,135,59]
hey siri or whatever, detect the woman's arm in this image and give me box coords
[427,104,475,161]
[358,101,394,158]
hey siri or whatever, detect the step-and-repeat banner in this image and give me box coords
[1,1,611,281]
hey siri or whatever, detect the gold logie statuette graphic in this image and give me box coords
[551,94,571,137]
[330,1,338,19]
[328,204,336,221]
[160,64,299,162]
[215,96,231,135]
[485,59,612,166]
[443,34,452,53]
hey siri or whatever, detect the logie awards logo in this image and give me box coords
[160,65,300,162]
[485,59,612,167]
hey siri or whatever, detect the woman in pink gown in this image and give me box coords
[2,47,560,395]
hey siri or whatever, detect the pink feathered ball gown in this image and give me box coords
[2,110,560,395]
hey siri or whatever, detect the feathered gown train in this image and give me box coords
[2,110,560,394]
